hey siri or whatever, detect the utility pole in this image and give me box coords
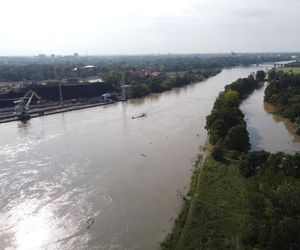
[121,72,126,101]
[59,80,63,105]
[54,65,63,105]
[148,61,152,85]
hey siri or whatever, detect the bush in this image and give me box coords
[224,124,250,152]
[212,146,223,161]
[256,70,266,82]
[239,151,270,177]
[130,84,151,98]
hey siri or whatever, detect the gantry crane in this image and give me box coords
[14,90,42,121]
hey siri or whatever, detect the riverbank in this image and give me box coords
[161,156,246,250]
[265,68,300,136]
[0,100,115,124]
[264,102,300,142]
[161,73,261,249]
[0,69,221,124]
[161,155,203,249]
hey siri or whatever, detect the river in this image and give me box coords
[0,65,299,250]
[240,83,300,153]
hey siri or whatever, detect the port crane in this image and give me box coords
[14,90,42,120]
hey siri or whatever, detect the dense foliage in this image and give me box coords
[256,70,267,82]
[206,74,262,153]
[265,69,300,133]
[115,69,221,98]
[0,64,101,82]
[239,151,300,250]
[0,53,293,83]
[99,68,219,99]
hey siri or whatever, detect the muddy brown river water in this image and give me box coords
[0,66,299,250]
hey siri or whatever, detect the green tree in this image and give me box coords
[268,68,277,80]
[224,124,250,152]
[256,70,266,82]
[222,89,241,106]
[239,151,270,177]
[130,84,150,98]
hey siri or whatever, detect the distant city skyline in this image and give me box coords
[1,0,300,56]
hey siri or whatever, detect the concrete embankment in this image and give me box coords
[0,101,116,124]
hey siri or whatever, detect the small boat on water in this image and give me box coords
[132,113,146,119]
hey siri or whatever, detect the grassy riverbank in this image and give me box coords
[175,157,246,250]
[161,155,203,249]
[264,102,300,141]
[162,152,300,250]
[161,74,261,249]
[161,156,247,250]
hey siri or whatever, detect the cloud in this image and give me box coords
[0,0,299,55]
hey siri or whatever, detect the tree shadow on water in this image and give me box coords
[247,126,263,151]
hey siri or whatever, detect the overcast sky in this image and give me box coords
[1,0,300,56]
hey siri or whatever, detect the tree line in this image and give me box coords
[0,54,292,83]
[205,69,299,249]
[265,69,300,134]
[205,71,265,157]
[0,64,101,82]
[103,69,221,98]
[131,69,221,98]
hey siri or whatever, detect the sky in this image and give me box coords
[1,0,300,56]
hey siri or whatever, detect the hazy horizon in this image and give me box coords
[1,51,300,58]
[1,0,300,56]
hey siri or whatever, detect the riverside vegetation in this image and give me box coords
[161,70,300,250]
[126,69,221,98]
[265,67,300,134]
[0,54,294,83]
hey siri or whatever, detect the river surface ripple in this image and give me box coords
[1,66,298,250]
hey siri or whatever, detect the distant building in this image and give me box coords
[50,54,56,63]
[38,54,47,63]
[151,72,161,77]
[83,65,96,69]
[136,70,161,78]
[137,70,147,77]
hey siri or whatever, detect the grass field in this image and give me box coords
[161,156,247,250]
[277,67,300,75]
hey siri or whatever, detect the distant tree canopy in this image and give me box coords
[0,54,295,83]
[0,64,103,82]
[130,84,151,98]
[115,69,221,98]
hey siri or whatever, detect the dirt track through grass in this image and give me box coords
[174,157,246,250]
